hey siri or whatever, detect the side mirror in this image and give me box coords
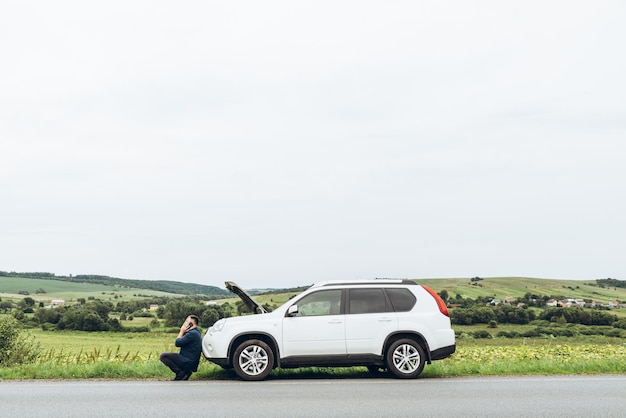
[286,305,298,317]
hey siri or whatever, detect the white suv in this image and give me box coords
[202,280,455,380]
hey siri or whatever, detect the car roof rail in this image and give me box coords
[317,279,417,287]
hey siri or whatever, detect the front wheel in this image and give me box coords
[233,339,274,381]
[386,338,425,379]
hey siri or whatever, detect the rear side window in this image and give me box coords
[385,288,416,312]
[348,288,388,314]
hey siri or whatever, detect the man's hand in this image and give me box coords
[180,319,190,332]
[177,317,194,338]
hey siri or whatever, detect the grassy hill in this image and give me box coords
[2,273,625,307]
[0,275,182,302]
[0,271,230,302]
[417,277,626,304]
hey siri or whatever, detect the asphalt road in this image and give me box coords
[1,375,625,417]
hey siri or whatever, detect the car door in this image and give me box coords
[345,288,398,355]
[281,289,346,357]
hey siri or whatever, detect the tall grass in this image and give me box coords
[0,341,626,380]
[424,341,626,377]
[1,329,625,380]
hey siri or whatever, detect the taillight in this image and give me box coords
[422,285,449,317]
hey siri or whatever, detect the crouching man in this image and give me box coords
[160,315,202,381]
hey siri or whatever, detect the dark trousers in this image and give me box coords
[160,352,188,377]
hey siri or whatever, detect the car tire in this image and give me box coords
[386,338,425,379]
[233,339,274,381]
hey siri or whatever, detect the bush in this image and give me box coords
[124,326,150,333]
[0,317,42,366]
[521,328,542,338]
[496,331,522,338]
[131,310,153,318]
[604,328,625,338]
[614,320,626,330]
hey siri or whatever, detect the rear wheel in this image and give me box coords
[386,338,425,379]
[233,339,274,381]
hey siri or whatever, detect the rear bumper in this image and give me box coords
[430,344,456,360]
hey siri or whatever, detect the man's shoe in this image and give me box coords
[173,371,191,381]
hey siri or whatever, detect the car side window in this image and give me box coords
[293,289,342,316]
[385,288,416,312]
[348,288,387,314]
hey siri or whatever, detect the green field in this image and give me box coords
[33,328,174,360]
[3,276,626,307]
[0,276,179,303]
[418,277,626,304]
[1,327,624,380]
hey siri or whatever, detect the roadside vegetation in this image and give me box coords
[1,273,625,380]
[2,325,625,380]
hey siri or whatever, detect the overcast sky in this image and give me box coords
[2,1,625,289]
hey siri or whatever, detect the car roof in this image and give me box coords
[312,279,417,288]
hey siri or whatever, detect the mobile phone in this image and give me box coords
[186,322,193,329]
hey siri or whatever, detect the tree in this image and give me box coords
[81,311,106,331]
[201,308,219,327]
[161,300,201,326]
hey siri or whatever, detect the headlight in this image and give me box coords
[210,318,226,334]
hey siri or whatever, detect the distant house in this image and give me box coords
[149,304,159,311]
[51,299,65,308]
[504,296,516,304]
[546,299,558,307]
[563,299,585,308]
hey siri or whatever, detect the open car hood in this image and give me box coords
[225,281,267,314]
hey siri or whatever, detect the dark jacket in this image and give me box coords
[175,327,202,372]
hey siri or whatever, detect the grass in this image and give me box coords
[418,277,626,305]
[31,328,175,357]
[0,276,178,303]
[424,338,626,377]
[1,327,625,380]
[9,276,626,310]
